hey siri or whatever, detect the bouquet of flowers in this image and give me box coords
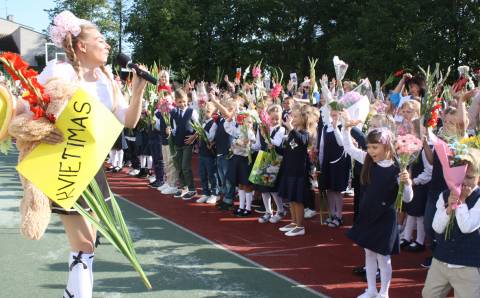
[258,110,278,160]
[419,64,450,128]
[157,95,176,156]
[270,67,284,101]
[394,134,423,211]
[191,121,209,144]
[333,56,348,97]
[236,111,255,163]
[308,57,318,104]
[143,63,160,125]
[248,150,283,187]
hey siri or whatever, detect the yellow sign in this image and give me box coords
[17,88,123,210]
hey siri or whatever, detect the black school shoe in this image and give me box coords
[238,209,252,217]
[405,241,425,252]
[148,180,162,188]
[217,201,234,211]
[233,208,244,216]
[400,238,412,249]
[421,256,432,268]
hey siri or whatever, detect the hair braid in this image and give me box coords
[62,33,81,79]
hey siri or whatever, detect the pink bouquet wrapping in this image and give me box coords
[429,132,468,240]
[394,134,423,211]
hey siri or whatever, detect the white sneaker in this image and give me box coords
[304,208,317,219]
[279,223,297,232]
[376,294,388,298]
[206,195,218,204]
[356,289,378,298]
[285,226,305,236]
[258,213,272,223]
[157,183,170,192]
[269,213,283,223]
[148,175,156,183]
[162,186,178,195]
[128,169,140,176]
[196,195,210,203]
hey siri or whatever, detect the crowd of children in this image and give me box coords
[103,65,480,298]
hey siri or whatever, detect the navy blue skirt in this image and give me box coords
[277,175,312,204]
[227,155,253,186]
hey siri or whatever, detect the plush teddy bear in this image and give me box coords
[8,78,78,240]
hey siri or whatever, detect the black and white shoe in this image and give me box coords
[405,241,425,252]
[233,208,244,216]
[182,191,197,200]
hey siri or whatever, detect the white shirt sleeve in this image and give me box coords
[271,126,285,147]
[206,122,217,142]
[224,119,237,137]
[318,130,325,169]
[333,125,343,146]
[113,87,128,124]
[432,193,450,234]
[252,129,261,151]
[402,184,414,203]
[342,129,367,164]
[413,150,433,185]
[191,109,199,123]
[455,191,480,233]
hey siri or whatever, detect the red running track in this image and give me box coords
[107,159,429,298]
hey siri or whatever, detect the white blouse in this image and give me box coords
[37,59,128,124]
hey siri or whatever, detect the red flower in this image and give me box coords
[394,69,405,77]
[236,114,248,125]
[46,113,56,123]
[452,77,468,92]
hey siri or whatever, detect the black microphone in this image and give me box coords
[117,53,157,85]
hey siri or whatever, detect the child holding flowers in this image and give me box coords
[253,104,286,224]
[224,109,257,216]
[277,104,319,236]
[341,114,413,298]
[195,102,219,204]
[422,149,480,298]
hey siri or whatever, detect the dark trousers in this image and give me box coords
[125,139,139,169]
[199,155,218,196]
[174,145,194,190]
[150,142,164,183]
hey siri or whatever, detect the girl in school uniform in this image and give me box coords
[319,102,351,227]
[253,104,287,224]
[342,117,413,298]
[224,110,257,216]
[277,104,319,236]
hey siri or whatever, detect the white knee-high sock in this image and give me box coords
[64,251,94,298]
[116,150,124,168]
[238,189,246,209]
[377,253,392,296]
[261,193,273,214]
[364,249,379,295]
[108,150,114,164]
[403,215,415,241]
[140,155,147,168]
[245,192,253,211]
[334,192,343,218]
[416,216,425,245]
[86,253,94,289]
[146,156,153,169]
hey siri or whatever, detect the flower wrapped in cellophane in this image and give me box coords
[248,150,283,187]
[394,134,423,211]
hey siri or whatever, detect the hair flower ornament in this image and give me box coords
[49,11,91,47]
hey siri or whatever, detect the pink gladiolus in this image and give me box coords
[271,83,282,99]
[252,66,261,78]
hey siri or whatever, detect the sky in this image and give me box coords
[1,0,56,33]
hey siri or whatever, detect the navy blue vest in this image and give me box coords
[171,108,195,146]
[434,188,480,267]
[429,151,447,198]
[199,119,215,157]
[259,126,281,151]
[214,118,232,156]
